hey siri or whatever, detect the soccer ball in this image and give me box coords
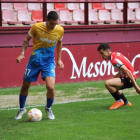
[28,108,42,122]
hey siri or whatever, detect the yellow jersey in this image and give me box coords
[28,22,64,65]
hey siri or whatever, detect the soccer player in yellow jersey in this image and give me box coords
[15,11,64,120]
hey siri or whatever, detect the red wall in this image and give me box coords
[0,42,140,88]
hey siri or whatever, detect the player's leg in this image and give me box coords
[20,80,31,107]
[105,78,123,100]
[41,62,56,119]
[118,90,132,106]
[45,76,55,107]
[15,80,31,119]
[105,78,124,109]
[44,77,55,119]
[15,63,40,119]
[117,77,133,106]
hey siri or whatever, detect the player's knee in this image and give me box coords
[105,80,110,87]
[21,84,30,92]
[46,84,55,91]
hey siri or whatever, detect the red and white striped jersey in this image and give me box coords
[110,52,136,79]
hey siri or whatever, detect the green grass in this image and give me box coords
[0,79,140,140]
[0,80,106,96]
[0,96,140,140]
[1,79,140,98]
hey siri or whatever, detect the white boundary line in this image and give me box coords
[0,94,138,111]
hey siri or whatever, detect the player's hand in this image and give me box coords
[57,59,64,70]
[137,89,140,95]
[16,54,25,63]
[135,86,140,95]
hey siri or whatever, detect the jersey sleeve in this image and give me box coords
[58,27,64,41]
[28,24,36,37]
[111,58,124,69]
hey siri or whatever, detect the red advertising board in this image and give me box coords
[58,43,140,83]
[0,42,140,88]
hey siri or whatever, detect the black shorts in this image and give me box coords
[120,77,135,90]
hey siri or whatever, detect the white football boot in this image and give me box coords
[15,109,27,120]
[45,107,55,120]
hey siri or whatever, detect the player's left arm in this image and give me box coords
[120,65,140,94]
[56,40,64,70]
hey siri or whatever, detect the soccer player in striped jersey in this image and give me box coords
[97,43,140,110]
[15,11,64,119]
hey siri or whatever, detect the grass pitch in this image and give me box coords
[0,79,140,140]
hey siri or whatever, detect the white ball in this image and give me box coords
[28,108,42,122]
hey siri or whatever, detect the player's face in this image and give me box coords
[98,49,110,60]
[46,19,58,30]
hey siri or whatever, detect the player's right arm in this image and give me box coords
[16,34,32,63]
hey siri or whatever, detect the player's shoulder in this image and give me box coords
[111,52,123,57]
[111,52,116,59]
[111,52,125,64]
[112,52,117,56]
[55,25,64,32]
[111,52,119,61]
[32,22,44,29]
[34,22,44,27]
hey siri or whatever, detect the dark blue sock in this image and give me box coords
[19,94,27,109]
[46,98,54,108]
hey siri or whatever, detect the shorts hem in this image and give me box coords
[42,76,56,81]
[23,78,37,82]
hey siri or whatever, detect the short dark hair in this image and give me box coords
[47,11,58,20]
[97,43,111,51]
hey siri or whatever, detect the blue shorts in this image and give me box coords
[23,62,56,82]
